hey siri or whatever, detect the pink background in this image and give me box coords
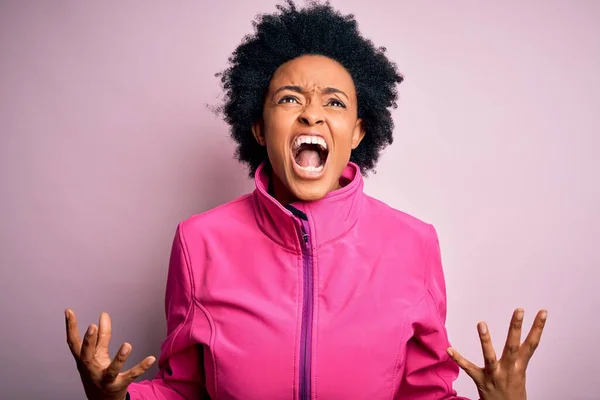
[1,1,598,398]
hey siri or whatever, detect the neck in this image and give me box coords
[270,172,298,205]
[269,171,341,206]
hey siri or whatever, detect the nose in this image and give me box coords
[298,103,324,126]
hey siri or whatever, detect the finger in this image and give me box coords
[477,322,499,372]
[80,324,98,365]
[96,312,112,351]
[103,343,131,384]
[119,356,156,386]
[520,309,548,368]
[446,347,484,384]
[501,308,524,368]
[65,309,82,359]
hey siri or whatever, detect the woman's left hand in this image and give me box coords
[447,308,547,400]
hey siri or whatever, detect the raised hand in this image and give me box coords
[447,308,547,400]
[65,309,156,400]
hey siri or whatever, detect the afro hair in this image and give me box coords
[216,0,403,177]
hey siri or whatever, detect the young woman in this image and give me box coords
[65,2,547,399]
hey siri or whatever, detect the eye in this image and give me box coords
[278,96,301,104]
[327,99,346,108]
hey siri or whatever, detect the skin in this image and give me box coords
[65,308,547,399]
[65,310,154,400]
[252,54,365,204]
[65,54,548,399]
[448,308,548,399]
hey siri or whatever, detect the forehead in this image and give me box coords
[269,55,355,94]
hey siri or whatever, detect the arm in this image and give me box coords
[128,224,210,400]
[397,225,470,400]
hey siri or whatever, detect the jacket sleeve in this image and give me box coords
[128,224,210,400]
[396,225,470,400]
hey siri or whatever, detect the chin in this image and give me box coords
[287,177,335,202]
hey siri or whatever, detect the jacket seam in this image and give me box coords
[425,224,452,395]
[178,223,218,400]
[389,292,427,400]
[425,288,452,394]
[163,227,194,363]
[388,223,432,399]
[315,215,358,250]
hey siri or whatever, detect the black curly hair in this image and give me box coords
[216,0,403,177]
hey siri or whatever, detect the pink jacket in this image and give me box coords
[128,162,468,400]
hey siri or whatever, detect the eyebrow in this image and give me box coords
[273,85,349,100]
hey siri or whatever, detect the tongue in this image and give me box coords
[296,149,321,167]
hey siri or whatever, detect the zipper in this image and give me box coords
[298,218,313,400]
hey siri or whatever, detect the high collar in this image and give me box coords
[251,162,365,250]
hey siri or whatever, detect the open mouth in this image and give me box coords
[292,135,329,173]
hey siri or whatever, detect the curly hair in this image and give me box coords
[216,0,404,177]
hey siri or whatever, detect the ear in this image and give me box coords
[351,118,366,149]
[252,120,266,146]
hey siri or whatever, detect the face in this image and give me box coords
[252,55,365,204]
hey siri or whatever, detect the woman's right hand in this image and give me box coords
[65,309,156,400]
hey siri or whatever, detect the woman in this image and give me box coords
[65,2,547,399]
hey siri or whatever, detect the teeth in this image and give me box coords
[293,135,327,152]
[297,164,324,173]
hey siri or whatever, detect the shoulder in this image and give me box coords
[362,195,446,293]
[362,194,436,244]
[177,193,255,239]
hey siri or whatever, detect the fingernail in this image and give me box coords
[516,309,524,320]
[87,325,95,335]
[65,310,69,320]
[148,358,156,367]
[447,348,454,357]
[541,310,548,320]
[478,323,487,335]
[120,346,129,356]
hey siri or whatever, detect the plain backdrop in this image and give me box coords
[1,1,599,399]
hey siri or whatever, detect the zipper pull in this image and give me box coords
[299,223,309,245]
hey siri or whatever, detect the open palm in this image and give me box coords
[448,308,547,400]
[65,309,155,400]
